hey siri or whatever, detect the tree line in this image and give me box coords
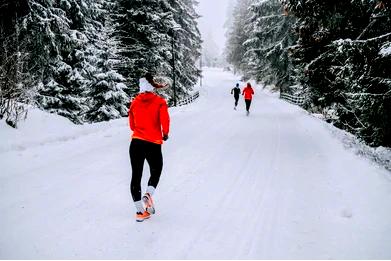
[0,0,201,126]
[226,0,391,147]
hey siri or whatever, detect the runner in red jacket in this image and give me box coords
[128,91,169,144]
[128,73,170,222]
[242,82,254,116]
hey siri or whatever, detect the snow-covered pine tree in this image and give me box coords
[23,0,128,124]
[113,0,201,104]
[202,31,221,67]
[225,0,253,76]
[284,0,391,146]
[84,0,129,122]
[23,0,89,124]
[3,0,201,125]
[166,0,202,101]
[335,1,391,146]
[243,0,297,90]
[113,0,174,98]
[223,0,237,34]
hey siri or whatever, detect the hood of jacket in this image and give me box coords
[134,92,159,103]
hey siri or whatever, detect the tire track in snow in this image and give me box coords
[243,95,289,258]
[180,91,285,258]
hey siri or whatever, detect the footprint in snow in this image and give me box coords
[340,208,353,219]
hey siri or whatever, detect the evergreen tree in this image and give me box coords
[113,0,201,104]
[243,0,297,90]
[23,0,89,124]
[84,0,129,122]
[24,0,129,123]
[284,0,391,146]
[225,0,252,75]
[167,0,202,100]
[2,0,202,125]
[223,0,237,33]
[202,31,220,67]
[113,0,174,97]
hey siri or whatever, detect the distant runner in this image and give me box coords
[242,83,254,116]
[231,83,241,110]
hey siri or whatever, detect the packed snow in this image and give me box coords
[1,68,391,259]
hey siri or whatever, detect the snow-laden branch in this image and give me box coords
[339,104,367,129]
[356,19,377,40]
[355,32,391,43]
[344,90,391,97]
[257,14,285,20]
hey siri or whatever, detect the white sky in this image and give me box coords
[196,0,233,54]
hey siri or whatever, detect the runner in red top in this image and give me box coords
[128,89,169,144]
[128,73,170,222]
[242,82,254,116]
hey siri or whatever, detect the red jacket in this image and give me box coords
[128,92,170,144]
[242,86,254,100]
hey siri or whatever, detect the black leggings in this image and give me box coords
[234,96,239,107]
[245,99,252,111]
[129,139,163,202]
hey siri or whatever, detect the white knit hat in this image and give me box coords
[139,78,154,93]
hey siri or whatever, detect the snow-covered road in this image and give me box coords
[1,68,391,259]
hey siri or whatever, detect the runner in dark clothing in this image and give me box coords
[231,83,241,110]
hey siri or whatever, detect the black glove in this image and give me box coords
[163,134,169,141]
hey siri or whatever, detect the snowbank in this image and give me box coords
[322,121,391,171]
[0,107,124,154]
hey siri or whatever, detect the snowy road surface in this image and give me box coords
[1,68,391,259]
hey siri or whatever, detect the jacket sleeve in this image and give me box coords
[128,102,135,131]
[160,100,170,136]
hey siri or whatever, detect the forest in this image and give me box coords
[1,0,390,147]
[226,0,391,147]
[0,0,201,124]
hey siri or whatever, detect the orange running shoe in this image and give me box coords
[136,211,151,222]
[142,193,155,214]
